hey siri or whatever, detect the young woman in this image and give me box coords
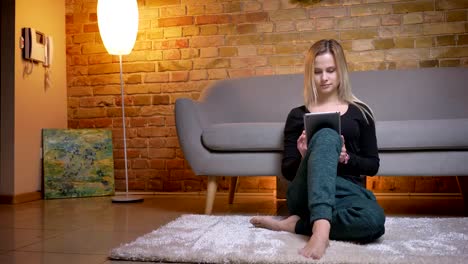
[250,39,385,259]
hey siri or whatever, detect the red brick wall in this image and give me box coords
[66,0,468,193]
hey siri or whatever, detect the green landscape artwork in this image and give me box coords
[42,129,115,199]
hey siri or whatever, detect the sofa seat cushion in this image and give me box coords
[376,119,468,151]
[202,119,468,152]
[202,123,284,151]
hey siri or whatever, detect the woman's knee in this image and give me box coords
[369,205,385,227]
[331,199,386,242]
[309,128,341,150]
[357,201,386,242]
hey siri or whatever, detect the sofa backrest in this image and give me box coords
[198,68,468,125]
[198,74,303,125]
[350,67,468,121]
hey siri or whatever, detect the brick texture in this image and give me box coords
[67,0,468,194]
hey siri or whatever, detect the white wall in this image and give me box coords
[13,0,67,195]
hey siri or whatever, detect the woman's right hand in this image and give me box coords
[297,130,307,158]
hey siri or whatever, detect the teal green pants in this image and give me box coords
[287,128,385,243]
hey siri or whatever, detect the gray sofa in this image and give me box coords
[175,68,468,214]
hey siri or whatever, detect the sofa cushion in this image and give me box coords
[376,119,468,151]
[202,123,284,151]
[202,119,468,152]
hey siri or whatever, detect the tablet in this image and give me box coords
[304,111,341,143]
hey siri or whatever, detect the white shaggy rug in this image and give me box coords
[110,214,468,264]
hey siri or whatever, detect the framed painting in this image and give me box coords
[42,129,115,199]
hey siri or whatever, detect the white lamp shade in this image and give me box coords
[97,0,139,55]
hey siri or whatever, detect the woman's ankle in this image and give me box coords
[312,219,331,236]
[279,215,300,233]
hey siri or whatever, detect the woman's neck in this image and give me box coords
[315,93,342,106]
[308,93,349,114]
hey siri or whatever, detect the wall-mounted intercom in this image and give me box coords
[44,35,53,67]
[21,27,53,66]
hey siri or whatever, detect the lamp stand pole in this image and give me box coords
[111,55,143,203]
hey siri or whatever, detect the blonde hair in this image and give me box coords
[304,39,374,123]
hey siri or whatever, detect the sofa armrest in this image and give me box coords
[175,98,210,175]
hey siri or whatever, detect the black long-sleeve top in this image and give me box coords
[281,103,380,185]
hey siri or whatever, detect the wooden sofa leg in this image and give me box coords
[205,176,217,215]
[228,176,238,204]
[456,176,468,216]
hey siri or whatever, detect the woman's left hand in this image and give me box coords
[339,135,349,164]
[297,130,307,158]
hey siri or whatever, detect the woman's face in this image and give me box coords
[314,52,340,97]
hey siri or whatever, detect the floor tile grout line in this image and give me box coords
[12,250,108,256]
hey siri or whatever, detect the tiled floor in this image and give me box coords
[0,193,280,264]
[0,192,464,264]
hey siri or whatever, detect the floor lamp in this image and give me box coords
[97,0,143,202]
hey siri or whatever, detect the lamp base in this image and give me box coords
[111,194,144,203]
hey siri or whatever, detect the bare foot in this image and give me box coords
[250,215,300,233]
[298,219,330,259]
